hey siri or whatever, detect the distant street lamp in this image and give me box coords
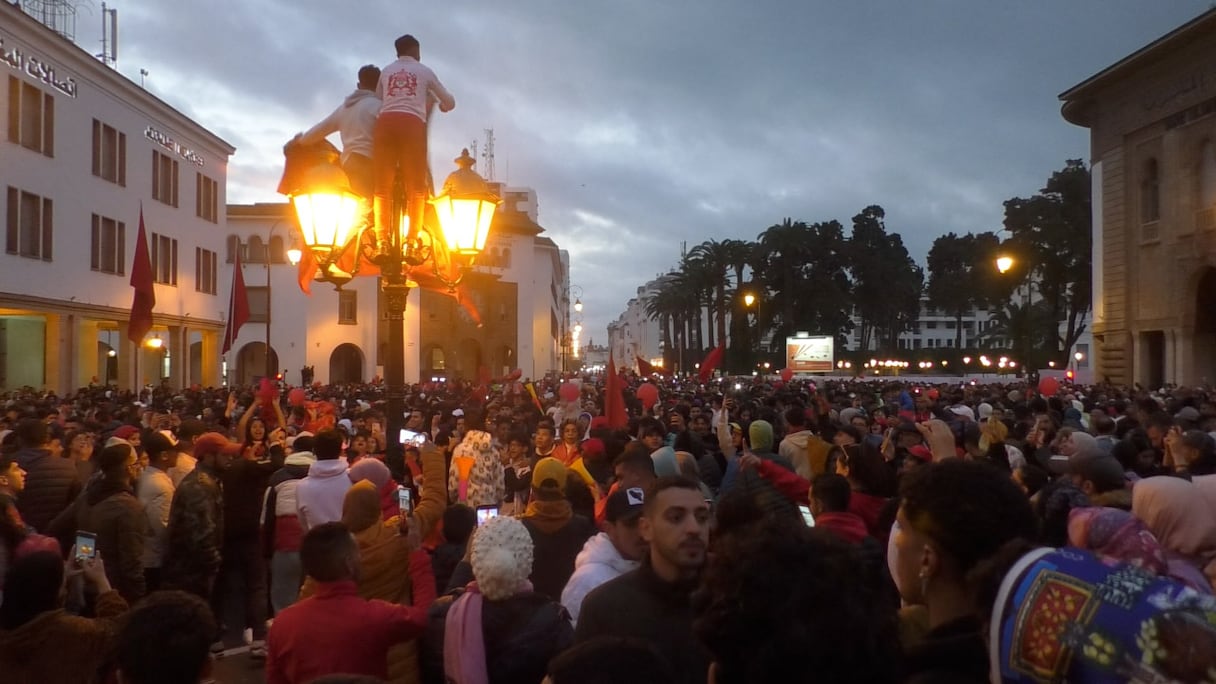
[996,255,1014,274]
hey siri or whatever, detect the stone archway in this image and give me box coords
[235,342,278,386]
[1193,267,1216,383]
[329,343,365,384]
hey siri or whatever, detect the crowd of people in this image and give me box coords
[1,372,1216,683]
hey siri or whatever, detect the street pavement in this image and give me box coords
[210,646,266,683]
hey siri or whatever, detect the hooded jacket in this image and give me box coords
[136,465,174,568]
[14,446,81,535]
[261,452,314,557]
[300,480,436,684]
[778,429,833,480]
[296,457,351,531]
[298,88,380,165]
[162,465,223,597]
[815,511,870,545]
[50,476,147,603]
[448,430,504,507]
[561,532,640,626]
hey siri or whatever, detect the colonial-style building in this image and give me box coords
[0,2,233,393]
[1061,8,1216,386]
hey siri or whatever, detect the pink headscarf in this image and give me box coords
[1132,476,1216,589]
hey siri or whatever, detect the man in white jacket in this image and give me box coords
[561,486,647,626]
[295,430,350,531]
[294,65,381,199]
[137,431,179,591]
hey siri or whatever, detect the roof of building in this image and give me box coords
[1,2,236,154]
[493,209,544,237]
[1059,8,1216,126]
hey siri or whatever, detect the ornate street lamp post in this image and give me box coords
[288,150,499,456]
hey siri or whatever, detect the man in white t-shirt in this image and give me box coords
[372,34,456,245]
[294,65,382,199]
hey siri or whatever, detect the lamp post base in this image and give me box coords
[383,276,410,469]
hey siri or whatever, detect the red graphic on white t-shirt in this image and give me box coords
[387,71,418,98]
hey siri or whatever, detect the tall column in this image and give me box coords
[74,319,99,389]
[116,335,135,391]
[200,329,221,388]
[44,313,65,394]
[169,325,186,389]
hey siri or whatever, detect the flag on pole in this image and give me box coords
[636,356,667,377]
[127,206,156,344]
[524,381,544,413]
[222,249,251,355]
[698,344,726,383]
[605,353,627,429]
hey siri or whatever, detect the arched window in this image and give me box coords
[430,346,446,370]
[502,247,511,268]
[1140,158,1160,224]
[1200,141,1216,208]
[269,235,285,264]
[247,236,267,263]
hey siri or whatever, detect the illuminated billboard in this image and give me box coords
[785,335,834,373]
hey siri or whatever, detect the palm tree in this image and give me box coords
[982,301,1051,368]
[687,240,731,352]
[644,278,680,369]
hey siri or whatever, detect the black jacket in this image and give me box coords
[421,589,573,684]
[14,447,81,535]
[520,513,596,601]
[901,616,989,684]
[220,446,283,542]
[162,465,224,597]
[575,561,711,684]
[49,477,147,603]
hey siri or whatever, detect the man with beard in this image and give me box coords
[574,476,712,684]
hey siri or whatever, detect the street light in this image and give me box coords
[288,148,498,454]
[996,255,1014,274]
[574,298,583,313]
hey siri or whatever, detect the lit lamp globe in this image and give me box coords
[286,247,302,266]
[996,255,1014,274]
[430,149,499,256]
[288,164,362,262]
[574,298,583,313]
[743,294,756,308]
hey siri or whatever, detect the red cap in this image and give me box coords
[582,438,606,461]
[908,445,933,463]
[112,425,140,440]
[192,432,243,458]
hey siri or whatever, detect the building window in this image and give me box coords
[338,290,357,324]
[195,247,217,294]
[152,151,179,207]
[246,235,266,264]
[7,77,54,156]
[1140,158,1160,225]
[150,233,178,285]
[195,173,218,222]
[5,187,53,261]
[91,120,126,185]
[430,346,446,370]
[90,214,125,275]
[247,285,269,323]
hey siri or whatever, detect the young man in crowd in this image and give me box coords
[562,485,647,626]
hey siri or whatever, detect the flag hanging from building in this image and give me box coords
[636,356,667,377]
[605,353,628,429]
[698,343,726,383]
[222,250,251,355]
[127,207,156,345]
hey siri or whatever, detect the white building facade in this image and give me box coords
[0,4,233,393]
[607,275,671,368]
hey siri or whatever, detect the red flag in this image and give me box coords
[604,353,627,429]
[698,344,725,383]
[127,207,156,344]
[636,356,668,377]
[222,250,251,355]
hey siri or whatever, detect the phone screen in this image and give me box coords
[76,531,97,560]
[476,506,499,526]
[397,487,413,514]
[798,504,815,528]
[399,429,426,447]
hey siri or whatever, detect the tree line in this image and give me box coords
[641,159,1092,373]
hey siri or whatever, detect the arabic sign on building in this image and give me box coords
[145,126,205,167]
[0,37,77,97]
[785,335,834,373]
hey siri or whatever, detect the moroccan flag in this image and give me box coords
[698,344,725,383]
[605,353,627,429]
[222,250,251,355]
[127,207,156,344]
[636,356,666,377]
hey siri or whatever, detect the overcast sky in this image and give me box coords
[103,1,1210,343]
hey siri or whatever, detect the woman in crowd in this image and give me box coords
[424,515,572,683]
[551,419,582,467]
[1132,476,1216,591]
[64,430,97,484]
[834,441,896,539]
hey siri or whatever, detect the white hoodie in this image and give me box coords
[299,89,380,166]
[295,457,351,531]
[561,532,640,626]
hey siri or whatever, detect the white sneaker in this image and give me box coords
[242,628,253,645]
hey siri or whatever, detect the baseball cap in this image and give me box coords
[948,405,975,421]
[604,486,646,524]
[192,432,243,458]
[143,431,174,457]
[112,425,140,441]
[532,457,568,489]
[157,429,179,447]
[1175,406,1201,423]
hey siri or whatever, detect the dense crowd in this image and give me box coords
[1,374,1216,683]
